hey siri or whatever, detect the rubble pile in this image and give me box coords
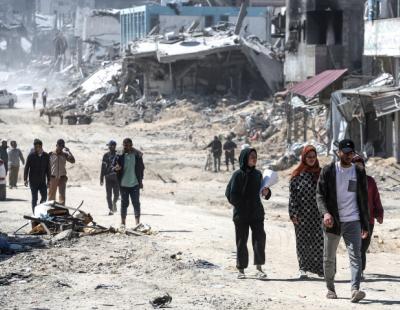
[21,201,151,241]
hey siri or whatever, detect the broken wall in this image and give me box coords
[284,0,365,82]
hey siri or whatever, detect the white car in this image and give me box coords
[13,84,34,99]
[0,89,17,108]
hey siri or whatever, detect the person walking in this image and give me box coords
[352,155,384,278]
[48,139,75,205]
[100,140,119,215]
[0,140,8,174]
[0,159,6,201]
[316,139,369,303]
[24,139,50,212]
[204,136,222,172]
[32,92,38,110]
[225,148,271,279]
[289,145,324,279]
[42,88,48,108]
[223,136,237,171]
[7,140,25,188]
[115,138,144,230]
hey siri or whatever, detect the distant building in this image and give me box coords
[120,4,275,51]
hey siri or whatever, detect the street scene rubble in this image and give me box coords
[1,0,400,309]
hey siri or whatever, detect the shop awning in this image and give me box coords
[289,69,348,98]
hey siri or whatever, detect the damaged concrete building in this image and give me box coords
[0,0,35,68]
[120,3,284,100]
[120,5,278,51]
[284,0,365,82]
[123,30,283,100]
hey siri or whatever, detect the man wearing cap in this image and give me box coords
[7,140,25,189]
[24,139,51,212]
[100,140,119,215]
[48,139,75,205]
[316,139,369,303]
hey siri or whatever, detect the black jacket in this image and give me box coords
[100,151,118,182]
[24,151,50,186]
[114,150,145,188]
[226,148,271,223]
[316,162,370,235]
[223,140,237,153]
[206,139,222,156]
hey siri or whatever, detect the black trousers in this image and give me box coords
[213,154,221,172]
[225,151,235,168]
[30,182,47,213]
[234,220,266,269]
[105,178,119,210]
[361,223,374,271]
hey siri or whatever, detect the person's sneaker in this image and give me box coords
[298,270,308,280]
[237,269,246,279]
[326,290,338,299]
[351,290,366,303]
[256,270,268,280]
[119,224,126,233]
[108,211,113,216]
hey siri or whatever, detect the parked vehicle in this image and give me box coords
[0,89,17,108]
[13,84,34,99]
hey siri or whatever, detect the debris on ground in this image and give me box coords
[193,259,218,269]
[170,251,183,261]
[0,272,32,286]
[150,293,172,309]
[21,201,151,241]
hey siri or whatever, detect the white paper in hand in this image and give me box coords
[260,169,279,193]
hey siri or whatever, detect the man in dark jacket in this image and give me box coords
[316,139,369,303]
[226,147,271,279]
[223,136,237,171]
[100,140,119,215]
[204,136,222,172]
[0,140,8,174]
[24,139,50,213]
[115,138,144,229]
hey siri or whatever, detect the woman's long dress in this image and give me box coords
[289,172,324,275]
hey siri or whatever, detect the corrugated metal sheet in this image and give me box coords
[372,92,400,117]
[289,69,348,98]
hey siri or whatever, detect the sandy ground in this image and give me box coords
[1,102,400,310]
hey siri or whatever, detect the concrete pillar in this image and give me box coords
[395,111,400,163]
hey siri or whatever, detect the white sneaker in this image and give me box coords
[298,270,308,279]
[119,224,126,233]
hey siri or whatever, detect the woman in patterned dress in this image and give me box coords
[289,145,324,279]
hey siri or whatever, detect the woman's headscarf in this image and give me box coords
[290,145,321,181]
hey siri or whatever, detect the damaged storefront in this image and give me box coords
[330,74,400,159]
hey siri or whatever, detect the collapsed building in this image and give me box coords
[123,30,283,101]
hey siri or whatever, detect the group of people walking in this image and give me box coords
[1,133,385,302]
[205,135,238,172]
[32,88,48,110]
[99,138,145,229]
[226,139,384,303]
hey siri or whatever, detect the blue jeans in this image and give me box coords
[30,183,47,213]
[120,186,140,219]
[323,221,362,291]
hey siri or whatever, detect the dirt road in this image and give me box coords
[1,105,400,310]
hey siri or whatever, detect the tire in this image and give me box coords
[8,99,14,108]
